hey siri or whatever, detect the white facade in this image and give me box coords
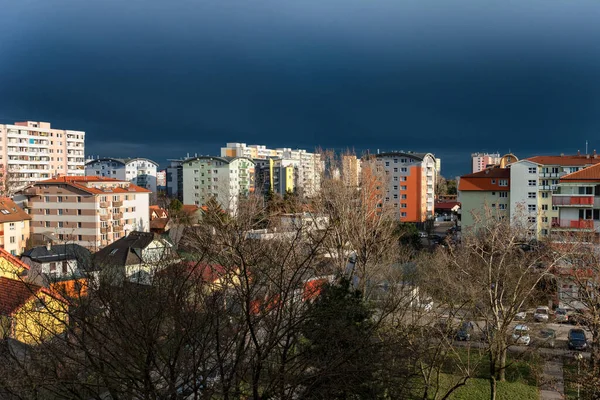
[221,143,322,197]
[182,156,255,213]
[85,157,158,194]
[0,121,85,188]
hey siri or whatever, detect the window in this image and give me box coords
[528,180,536,186]
[393,194,398,199]
[401,167,407,173]
[499,204,507,210]
[45,209,51,215]
[528,192,536,199]
[57,196,63,202]
[393,177,398,181]
[541,192,549,198]
[552,205,558,211]
[58,222,63,228]
[385,161,390,166]
[541,229,549,236]
[401,203,407,208]
[77,196,82,203]
[44,196,50,202]
[9,222,15,230]
[78,209,82,215]
[9,236,15,244]
[393,185,398,190]
[45,221,51,228]
[491,179,496,184]
[401,194,407,199]
[401,212,407,217]
[578,186,593,195]
[491,203,496,208]
[58,209,64,215]
[50,263,56,272]
[78,222,82,228]
[499,192,508,198]
[401,176,407,181]
[78,235,83,241]
[528,217,536,223]
[541,204,548,211]
[552,167,559,174]
[394,159,398,164]
[393,168,398,172]
[528,204,536,212]
[542,217,548,223]
[401,186,407,190]
[528,167,537,174]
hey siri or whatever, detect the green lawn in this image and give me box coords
[415,349,541,399]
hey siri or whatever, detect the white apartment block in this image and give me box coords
[471,152,501,173]
[85,157,158,194]
[0,121,85,188]
[509,154,600,238]
[221,143,322,197]
[182,156,255,214]
[16,176,150,249]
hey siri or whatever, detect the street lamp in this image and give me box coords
[575,352,583,400]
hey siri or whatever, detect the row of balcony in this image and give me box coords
[552,219,594,230]
[99,201,123,208]
[552,195,594,206]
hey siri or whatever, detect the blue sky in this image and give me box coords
[1,0,600,177]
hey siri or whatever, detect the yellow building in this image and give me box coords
[0,197,31,256]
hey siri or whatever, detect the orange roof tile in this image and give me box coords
[35,175,151,195]
[0,248,30,271]
[0,277,41,315]
[526,155,600,166]
[458,168,510,191]
[560,163,600,182]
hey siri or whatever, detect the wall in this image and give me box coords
[12,292,68,345]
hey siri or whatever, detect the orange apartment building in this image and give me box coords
[16,176,150,249]
[367,152,437,222]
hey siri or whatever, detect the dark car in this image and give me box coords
[569,310,589,327]
[456,321,475,341]
[568,328,588,351]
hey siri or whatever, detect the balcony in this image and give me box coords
[113,213,123,219]
[113,226,124,233]
[551,219,594,230]
[99,201,110,208]
[112,200,123,207]
[21,187,41,196]
[100,214,110,221]
[100,226,111,234]
[552,195,594,207]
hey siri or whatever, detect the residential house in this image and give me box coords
[182,156,255,214]
[0,121,85,188]
[92,231,176,284]
[17,176,150,249]
[85,157,159,194]
[0,197,31,255]
[458,167,511,231]
[21,243,91,284]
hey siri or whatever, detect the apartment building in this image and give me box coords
[254,158,296,195]
[182,156,255,213]
[85,157,158,194]
[17,176,150,249]
[0,197,31,255]
[221,143,322,197]
[509,154,600,238]
[165,159,184,200]
[471,153,501,173]
[372,152,437,222]
[458,168,510,231]
[342,155,361,188]
[0,121,85,188]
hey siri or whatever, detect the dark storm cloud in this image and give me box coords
[2,0,600,176]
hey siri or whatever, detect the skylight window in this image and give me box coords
[109,249,118,256]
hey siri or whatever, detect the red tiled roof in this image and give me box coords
[35,176,151,194]
[0,248,29,271]
[526,155,600,167]
[0,197,31,223]
[150,218,169,230]
[560,163,600,182]
[149,205,168,220]
[435,201,460,210]
[0,277,41,315]
[458,168,510,191]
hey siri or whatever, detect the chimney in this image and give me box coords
[46,242,51,251]
[594,150,597,159]
[578,150,581,156]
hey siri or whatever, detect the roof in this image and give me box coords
[458,168,510,191]
[0,248,30,272]
[526,155,600,167]
[183,156,255,165]
[560,163,600,183]
[372,152,434,162]
[85,157,159,167]
[93,231,159,268]
[30,176,151,195]
[22,244,91,264]
[0,197,31,223]
[149,205,168,220]
[434,201,460,210]
[150,218,169,231]
[0,277,42,315]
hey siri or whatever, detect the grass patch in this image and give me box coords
[438,375,538,400]
[563,358,587,400]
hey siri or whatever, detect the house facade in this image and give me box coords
[458,168,510,231]
[17,176,150,249]
[0,197,31,255]
[85,157,159,194]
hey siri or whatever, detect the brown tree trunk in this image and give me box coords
[489,376,497,400]
[498,347,507,382]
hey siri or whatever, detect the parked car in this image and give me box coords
[419,231,428,238]
[515,311,527,321]
[555,308,569,323]
[419,297,434,312]
[512,324,531,346]
[456,321,475,341]
[537,328,556,348]
[534,306,550,322]
[568,328,588,351]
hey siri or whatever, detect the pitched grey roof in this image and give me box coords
[93,231,156,269]
[22,244,91,264]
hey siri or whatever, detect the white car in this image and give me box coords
[555,308,569,323]
[515,311,527,321]
[419,298,434,312]
[512,324,531,346]
[534,306,550,322]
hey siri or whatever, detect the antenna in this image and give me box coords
[586,140,589,155]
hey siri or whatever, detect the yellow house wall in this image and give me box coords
[12,293,68,345]
[0,256,26,279]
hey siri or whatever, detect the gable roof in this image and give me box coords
[0,197,31,223]
[526,155,600,167]
[22,244,91,264]
[0,277,42,315]
[560,163,600,182]
[93,231,159,268]
[0,248,30,272]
